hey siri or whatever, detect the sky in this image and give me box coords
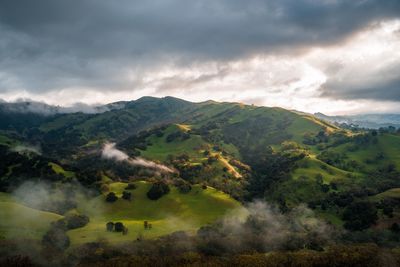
[0,0,400,115]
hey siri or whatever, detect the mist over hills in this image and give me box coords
[1,96,400,266]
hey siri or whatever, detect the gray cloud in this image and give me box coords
[320,60,400,101]
[0,0,399,96]
[322,77,400,101]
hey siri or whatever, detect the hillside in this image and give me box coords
[70,181,240,245]
[0,182,239,245]
[0,96,399,249]
[0,193,63,240]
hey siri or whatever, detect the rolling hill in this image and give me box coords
[69,181,240,245]
[0,96,399,247]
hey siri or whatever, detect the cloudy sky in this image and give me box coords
[0,0,400,115]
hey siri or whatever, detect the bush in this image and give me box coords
[105,192,118,202]
[175,180,192,194]
[147,181,170,200]
[65,214,89,229]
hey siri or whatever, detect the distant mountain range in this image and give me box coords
[314,112,400,129]
[2,99,399,130]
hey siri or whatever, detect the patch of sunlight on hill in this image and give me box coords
[292,156,355,184]
[176,124,191,131]
[328,133,400,171]
[370,188,400,201]
[49,162,76,179]
[69,181,240,245]
[140,125,206,161]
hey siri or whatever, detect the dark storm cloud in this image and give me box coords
[321,77,400,102]
[319,58,400,102]
[0,0,399,96]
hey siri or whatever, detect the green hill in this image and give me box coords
[1,96,400,245]
[324,133,400,172]
[69,181,240,245]
[0,192,63,240]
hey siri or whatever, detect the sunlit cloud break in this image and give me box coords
[0,1,399,114]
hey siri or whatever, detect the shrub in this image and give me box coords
[65,214,89,229]
[175,180,192,194]
[105,192,118,202]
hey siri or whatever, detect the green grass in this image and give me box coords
[140,125,206,161]
[0,133,15,146]
[328,134,400,172]
[370,188,400,201]
[0,193,62,240]
[286,115,324,144]
[378,134,400,170]
[69,181,240,245]
[315,209,344,227]
[291,156,355,184]
[49,162,76,178]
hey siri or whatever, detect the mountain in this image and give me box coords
[1,96,400,257]
[315,112,400,129]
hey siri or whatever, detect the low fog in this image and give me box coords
[202,201,334,253]
[11,144,41,155]
[2,180,337,266]
[101,142,175,173]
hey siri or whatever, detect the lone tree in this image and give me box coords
[106,222,114,232]
[114,222,125,232]
[146,181,170,200]
[106,192,118,202]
